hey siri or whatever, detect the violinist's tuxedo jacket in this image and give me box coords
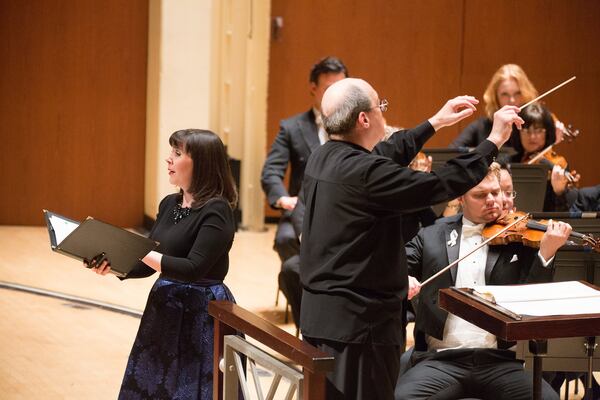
[408,213,555,351]
[394,213,559,400]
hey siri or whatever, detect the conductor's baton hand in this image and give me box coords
[488,106,523,149]
[408,275,422,300]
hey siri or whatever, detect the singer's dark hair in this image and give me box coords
[169,129,238,209]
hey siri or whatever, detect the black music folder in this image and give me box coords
[43,210,158,277]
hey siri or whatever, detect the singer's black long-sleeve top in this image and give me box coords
[126,194,235,282]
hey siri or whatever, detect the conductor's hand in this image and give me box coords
[428,96,478,131]
[408,275,422,300]
[84,253,112,275]
[539,220,572,262]
[487,105,524,149]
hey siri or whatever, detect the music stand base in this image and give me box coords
[583,336,597,400]
[529,339,548,400]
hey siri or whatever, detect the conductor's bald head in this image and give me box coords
[321,78,377,136]
[321,78,386,150]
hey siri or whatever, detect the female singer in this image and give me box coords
[450,64,538,148]
[88,129,238,400]
[506,103,579,212]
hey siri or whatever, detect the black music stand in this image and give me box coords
[423,148,468,172]
[510,164,548,212]
[422,147,516,172]
[439,285,600,400]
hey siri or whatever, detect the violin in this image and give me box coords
[525,121,580,184]
[482,211,599,252]
[409,152,432,172]
[527,150,578,184]
[421,210,599,288]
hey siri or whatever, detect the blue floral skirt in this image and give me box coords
[118,277,236,400]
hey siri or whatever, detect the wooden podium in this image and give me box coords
[439,285,600,400]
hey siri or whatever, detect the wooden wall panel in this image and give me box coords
[266,0,464,218]
[266,0,600,220]
[0,0,148,226]
[460,0,600,187]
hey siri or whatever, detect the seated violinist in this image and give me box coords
[504,103,579,211]
[394,162,571,400]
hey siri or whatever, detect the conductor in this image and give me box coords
[299,78,523,399]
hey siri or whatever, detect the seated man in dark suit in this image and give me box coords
[261,56,348,327]
[570,184,600,212]
[395,163,571,400]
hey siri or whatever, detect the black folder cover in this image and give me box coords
[44,210,158,277]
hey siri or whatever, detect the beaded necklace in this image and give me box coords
[173,203,191,224]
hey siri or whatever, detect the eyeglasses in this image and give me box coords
[372,99,388,113]
[504,190,517,199]
[521,127,546,136]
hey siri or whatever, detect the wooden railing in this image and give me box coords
[209,301,334,399]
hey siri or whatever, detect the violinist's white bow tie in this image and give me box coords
[462,224,484,238]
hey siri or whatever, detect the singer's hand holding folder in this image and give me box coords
[44,210,159,277]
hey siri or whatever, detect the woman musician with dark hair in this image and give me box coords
[505,103,579,212]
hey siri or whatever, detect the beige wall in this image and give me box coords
[145,0,215,218]
[146,0,270,230]
[210,0,270,230]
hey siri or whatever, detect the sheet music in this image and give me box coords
[496,297,600,316]
[49,214,79,245]
[471,281,600,317]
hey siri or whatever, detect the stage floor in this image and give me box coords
[0,225,593,399]
[0,224,296,399]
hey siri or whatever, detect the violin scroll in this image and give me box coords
[568,230,600,253]
[554,119,580,144]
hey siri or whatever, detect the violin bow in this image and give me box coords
[527,145,554,165]
[420,214,528,288]
[519,76,576,111]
